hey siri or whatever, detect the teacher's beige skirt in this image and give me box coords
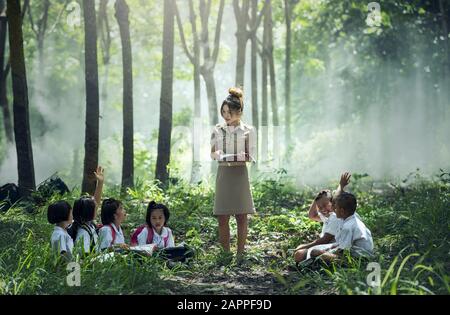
[213,164,256,215]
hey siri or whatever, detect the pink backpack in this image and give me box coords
[130,225,169,247]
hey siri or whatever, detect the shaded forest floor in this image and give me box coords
[1,172,449,295]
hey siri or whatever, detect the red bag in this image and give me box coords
[130,225,169,247]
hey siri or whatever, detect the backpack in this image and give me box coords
[0,183,21,212]
[130,225,169,247]
[34,175,70,205]
[67,222,98,252]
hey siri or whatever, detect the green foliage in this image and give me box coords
[1,173,448,294]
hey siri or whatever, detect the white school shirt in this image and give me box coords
[335,214,374,256]
[50,226,74,255]
[320,212,343,237]
[75,222,99,253]
[98,223,125,250]
[210,121,257,162]
[137,226,175,249]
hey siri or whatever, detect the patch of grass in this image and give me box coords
[1,173,449,294]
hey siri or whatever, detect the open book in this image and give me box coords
[129,243,157,256]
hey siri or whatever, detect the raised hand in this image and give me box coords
[340,172,351,188]
[94,166,105,183]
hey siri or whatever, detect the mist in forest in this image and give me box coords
[0,0,449,189]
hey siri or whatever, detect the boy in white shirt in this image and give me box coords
[294,173,351,263]
[310,192,374,262]
[48,201,74,261]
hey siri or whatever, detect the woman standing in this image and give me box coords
[210,87,257,261]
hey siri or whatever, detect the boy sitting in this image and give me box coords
[310,192,374,262]
[294,173,351,263]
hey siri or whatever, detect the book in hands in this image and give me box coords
[219,153,256,163]
[129,243,157,256]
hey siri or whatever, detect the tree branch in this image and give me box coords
[174,0,195,64]
[211,0,224,68]
[48,0,71,34]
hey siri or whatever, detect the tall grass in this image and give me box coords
[1,172,449,294]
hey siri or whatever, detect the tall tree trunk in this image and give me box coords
[7,0,35,196]
[284,0,291,145]
[81,0,100,195]
[0,12,12,142]
[198,0,224,128]
[234,0,266,90]
[98,0,111,115]
[260,12,269,165]
[267,0,278,127]
[115,0,134,190]
[249,0,259,174]
[155,0,175,186]
[203,69,218,126]
[174,0,202,183]
[233,0,250,88]
[438,0,449,121]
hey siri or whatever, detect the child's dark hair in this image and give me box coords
[70,196,96,238]
[101,198,122,225]
[47,201,72,224]
[146,201,170,227]
[315,190,332,202]
[335,192,357,215]
[220,87,244,116]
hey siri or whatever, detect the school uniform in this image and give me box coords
[210,121,256,215]
[334,214,374,257]
[306,213,342,259]
[98,223,125,250]
[50,226,74,255]
[136,226,175,249]
[75,222,99,253]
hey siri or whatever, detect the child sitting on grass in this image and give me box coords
[310,192,374,262]
[98,198,129,251]
[131,201,174,248]
[48,201,73,261]
[69,166,104,254]
[294,173,351,263]
[130,201,193,262]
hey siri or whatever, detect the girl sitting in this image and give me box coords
[98,198,129,251]
[48,201,73,261]
[69,166,104,254]
[131,201,174,248]
[131,201,193,262]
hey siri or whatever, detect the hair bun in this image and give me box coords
[148,201,156,208]
[228,87,243,99]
